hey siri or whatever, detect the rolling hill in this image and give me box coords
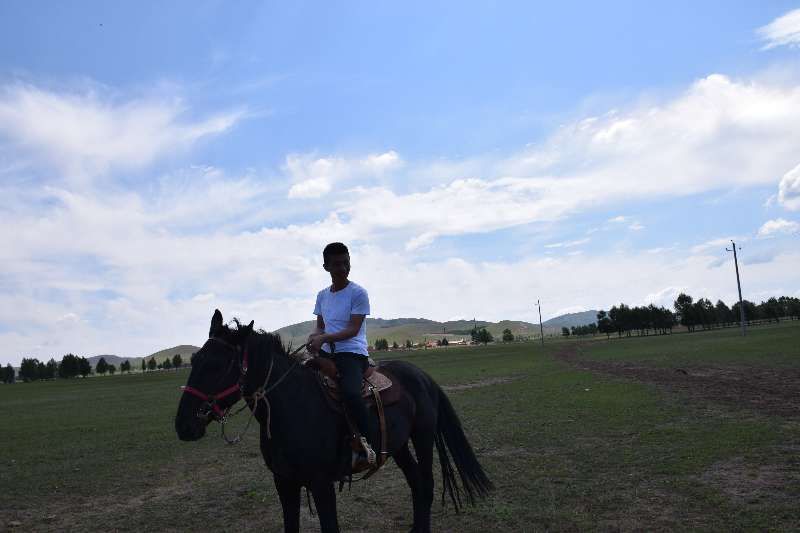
[79,311,597,366]
[88,345,200,369]
[541,310,599,329]
[273,317,552,348]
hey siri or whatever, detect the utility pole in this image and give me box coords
[537,300,544,347]
[725,240,746,336]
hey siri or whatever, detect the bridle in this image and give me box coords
[179,335,307,444]
[179,336,247,421]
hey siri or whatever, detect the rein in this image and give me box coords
[180,338,307,445]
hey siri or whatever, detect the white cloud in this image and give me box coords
[284,150,401,199]
[0,84,243,181]
[690,237,743,255]
[545,238,589,249]
[778,163,800,211]
[608,215,628,223]
[2,171,799,366]
[550,305,589,317]
[758,218,800,237]
[320,75,800,248]
[628,222,645,231]
[288,177,332,199]
[405,232,438,251]
[5,73,800,365]
[644,286,683,307]
[757,8,800,50]
[56,313,81,323]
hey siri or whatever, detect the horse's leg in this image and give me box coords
[273,474,301,533]
[410,429,435,533]
[310,481,340,533]
[394,442,423,532]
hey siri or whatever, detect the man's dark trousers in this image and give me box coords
[321,351,370,438]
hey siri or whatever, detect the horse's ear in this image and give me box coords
[210,309,224,337]
[245,320,254,334]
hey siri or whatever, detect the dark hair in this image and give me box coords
[323,242,349,263]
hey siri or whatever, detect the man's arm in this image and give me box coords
[307,315,325,350]
[308,314,365,353]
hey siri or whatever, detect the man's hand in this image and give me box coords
[307,333,325,354]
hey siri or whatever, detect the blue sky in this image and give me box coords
[1,2,800,364]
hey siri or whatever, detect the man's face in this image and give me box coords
[324,253,350,281]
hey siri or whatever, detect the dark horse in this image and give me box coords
[175,310,493,532]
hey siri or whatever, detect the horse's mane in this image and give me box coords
[227,318,289,358]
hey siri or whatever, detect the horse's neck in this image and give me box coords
[248,342,312,426]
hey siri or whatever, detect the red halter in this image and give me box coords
[180,336,249,420]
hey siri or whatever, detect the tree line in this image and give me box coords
[563,294,800,339]
[2,353,185,384]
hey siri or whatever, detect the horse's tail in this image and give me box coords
[432,383,494,512]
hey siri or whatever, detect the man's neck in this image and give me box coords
[330,279,350,292]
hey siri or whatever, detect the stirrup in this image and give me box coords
[359,436,376,465]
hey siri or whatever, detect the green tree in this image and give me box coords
[561,327,570,337]
[693,298,715,330]
[120,360,130,373]
[374,338,389,350]
[477,328,493,344]
[147,357,157,371]
[674,293,696,332]
[172,354,183,369]
[441,337,449,346]
[3,363,15,384]
[405,340,412,349]
[163,358,173,370]
[95,357,109,375]
[141,359,147,372]
[597,310,613,339]
[763,297,781,323]
[502,328,514,342]
[108,364,116,375]
[19,358,41,382]
[45,358,58,380]
[79,357,92,377]
[714,300,732,326]
[58,353,80,378]
[732,300,757,324]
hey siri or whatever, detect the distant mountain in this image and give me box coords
[10,311,599,370]
[88,345,200,368]
[137,345,200,365]
[87,354,131,368]
[541,310,599,329]
[273,317,550,347]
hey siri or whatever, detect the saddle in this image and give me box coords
[302,356,402,476]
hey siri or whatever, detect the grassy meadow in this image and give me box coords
[2,321,799,531]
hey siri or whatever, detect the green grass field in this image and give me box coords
[2,321,799,531]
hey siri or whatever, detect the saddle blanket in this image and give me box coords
[321,371,393,398]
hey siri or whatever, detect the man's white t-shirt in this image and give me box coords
[313,281,370,356]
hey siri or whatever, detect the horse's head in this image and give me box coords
[175,309,254,441]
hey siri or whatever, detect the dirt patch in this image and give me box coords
[698,446,800,505]
[483,446,529,458]
[555,345,800,419]
[442,375,525,391]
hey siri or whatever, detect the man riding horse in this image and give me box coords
[307,242,376,469]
